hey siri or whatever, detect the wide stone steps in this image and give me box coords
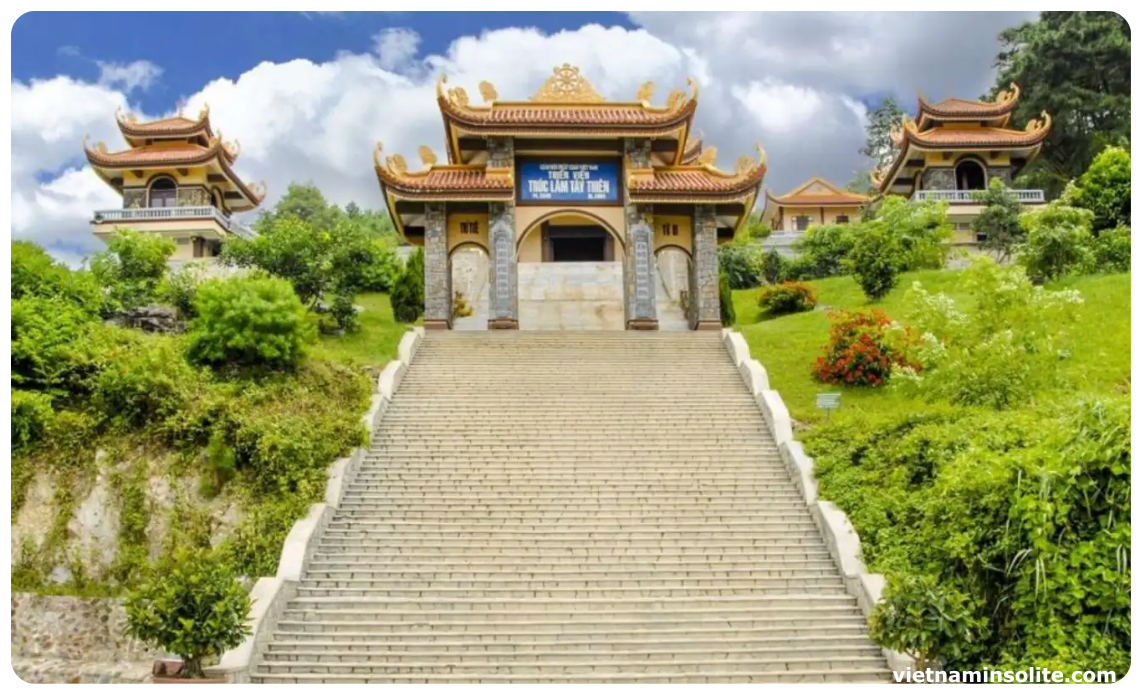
[250,332,887,683]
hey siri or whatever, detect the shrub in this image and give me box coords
[718,271,735,326]
[893,258,1084,409]
[360,242,402,292]
[1091,225,1130,273]
[1019,199,1095,281]
[717,243,764,289]
[790,224,856,279]
[89,229,176,313]
[11,241,105,315]
[972,179,1024,263]
[328,293,359,333]
[847,223,905,301]
[11,390,54,449]
[187,276,316,370]
[1072,145,1130,232]
[870,574,982,671]
[390,248,425,323]
[124,545,251,679]
[873,197,952,271]
[94,336,206,428]
[758,281,817,316]
[221,498,311,578]
[813,309,911,387]
[159,262,209,319]
[760,249,786,284]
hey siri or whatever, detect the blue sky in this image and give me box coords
[12,12,635,114]
[11,11,1033,262]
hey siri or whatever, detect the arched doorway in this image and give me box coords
[516,211,625,330]
[655,246,691,331]
[955,159,987,191]
[450,243,490,331]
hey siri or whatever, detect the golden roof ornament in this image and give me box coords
[418,145,438,167]
[115,106,138,125]
[478,81,498,103]
[530,64,605,103]
[198,102,210,121]
[448,86,470,107]
[387,153,408,175]
[373,142,385,169]
[665,89,687,112]
[223,138,241,159]
[1025,110,1051,133]
[734,144,766,176]
[250,181,267,199]
[635,81,655,104]
[696,146,718,167]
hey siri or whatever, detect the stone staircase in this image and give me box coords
[250,332,890,683]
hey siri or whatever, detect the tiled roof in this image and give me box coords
[770,193,868,205]
[442,100,698,128]
[628,164,766,201]
[905,125,1050,148]
[377,166,513,199]
[917,84,1020,120]
[85,143,219,167]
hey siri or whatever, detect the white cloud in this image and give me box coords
[97,59,163,92]
[372,28,421,72]
[12,14,1034,262]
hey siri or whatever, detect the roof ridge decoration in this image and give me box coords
[530,64,605,103]
[418,145,438,167]
[478,81,498,104]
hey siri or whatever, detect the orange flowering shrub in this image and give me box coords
[813,309,915,387]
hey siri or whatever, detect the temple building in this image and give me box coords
[759,177,868,256]
[873,84,1051,247]
[375,64,766,331]
[84,106,264,264]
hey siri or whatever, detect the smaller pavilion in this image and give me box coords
[759,177,869,232]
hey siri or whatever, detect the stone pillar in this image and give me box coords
[692,205,721,330]
[423,202,451,330]
[488,202,518,329]
[622,139,657,330]
[988,166,1013,186]
[922,168,956,190]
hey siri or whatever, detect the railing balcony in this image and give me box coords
[914,189,1046,204]
[92,206,256,239]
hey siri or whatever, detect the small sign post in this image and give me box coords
[816,392,841,422]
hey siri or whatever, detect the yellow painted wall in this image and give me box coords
[121,166,210,187]
[653,214,692,253]
[446,213,490,253]
[922,150,1010,167]
[515,206,627,262]
[92,218,228,259]
[778,206,861,231]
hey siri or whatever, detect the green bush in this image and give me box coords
[1019,199,1095,281]
[11,389,54,449]
[11,295,135,395]
[186,276,316,370]
[11,241,105,315]
[972,180,1024,263]
[221,498,311,578]
[790,224,855,279]
[159,262,209,319]
[94,336,206,428]
[760,249,786,284]
[717,243,764,289]
[757,281,817,316]
[89,229,176,313]
[391,248,425,324]
[1091,225,1130,273]
[848,223,905,301]
[124,545,251,679]
[870,574,982,670]
[718,271,735,326]
[872,197,951,271]
[361,242,402,292]
[1072,146,1130,233]
[808,398,1130,675]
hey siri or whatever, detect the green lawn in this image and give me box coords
[732,271,1131,424]
[312,292,410,369]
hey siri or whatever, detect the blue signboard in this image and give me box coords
[518,161,620,203]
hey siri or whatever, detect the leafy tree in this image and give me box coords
[1091,225,1131,273]
[1072,145,1131,233]
[972,179,1024,262]
[790,224,856,279]
[11,241,105,315]
[846,170,876,196]
[254,183,344,234]
[717,242,764,289]
[847,223,905,301]
[871,197,952,270]
[992,12,1131,196]
[186,276,316,370]
[124,546,251,679]
[1019,197,1095,280]
[390,247,425,324]
[760,249,786,284]
[89,229,176,312]
[859,96,906,172]
[222,215,376,330]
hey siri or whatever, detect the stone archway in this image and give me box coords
[655,246,692,331]
[450,243,490,331]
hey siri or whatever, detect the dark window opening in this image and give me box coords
[835,215,850,224]
[955,160,987,191]
[149,177,177,207]
[543,225,612,262]
[794,215,812,231]
[975,232,988,243]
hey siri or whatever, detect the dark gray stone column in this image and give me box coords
[488,202,518,329]
[622,139,657,330]
[692,205,721,330]
[988,166,1013,186]
[423,202,451,330]
[922,168,955,190]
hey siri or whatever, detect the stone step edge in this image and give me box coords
[719,328,912,674]
[206,327,426,683]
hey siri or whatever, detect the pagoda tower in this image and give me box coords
[374,64,766,331]
[84,105,265,262]
[872,84,1051,247]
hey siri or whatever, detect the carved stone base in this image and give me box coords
[626,319,659,331]
[488,318,519,330]
[695,320,723,331]
[423,320,451,331]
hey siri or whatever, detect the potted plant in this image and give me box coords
[125,546,252,682]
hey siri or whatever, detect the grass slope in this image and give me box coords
[313,292,409,369]
[733,271,1130,423]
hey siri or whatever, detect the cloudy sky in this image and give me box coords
[10,11,1036,264]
